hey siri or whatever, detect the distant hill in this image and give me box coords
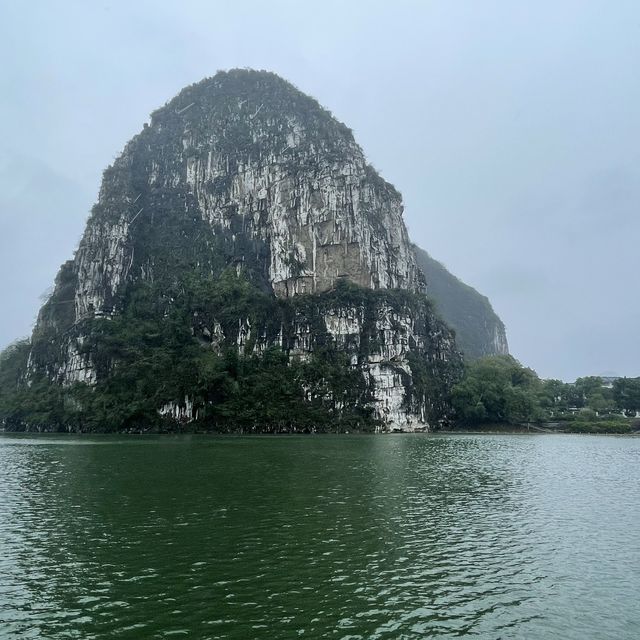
[414,246,508,360]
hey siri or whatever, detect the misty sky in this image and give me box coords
[1,0,638,381]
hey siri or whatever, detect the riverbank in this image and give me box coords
[444,421,640,435]
[3,423,639,436]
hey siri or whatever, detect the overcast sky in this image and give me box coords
[1,0,638,381]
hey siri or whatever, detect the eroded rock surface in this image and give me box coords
[26,70,462,431]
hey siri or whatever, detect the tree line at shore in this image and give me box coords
[0,276,458,433]
[452,355,640,433]
[2,340,638,433]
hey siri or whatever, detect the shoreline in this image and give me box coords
[1,426,638,437]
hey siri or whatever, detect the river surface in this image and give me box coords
[0,433,638,639]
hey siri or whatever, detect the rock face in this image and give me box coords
[413,246,509,359]
[24,69,463,432]
[72,70,420,322]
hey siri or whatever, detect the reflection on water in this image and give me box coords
[0,434,639,639]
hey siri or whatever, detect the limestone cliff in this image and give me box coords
[413,246,509,359]
[71,69,420,323]
[17,70,462,432]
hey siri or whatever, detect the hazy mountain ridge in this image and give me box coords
[413,246,508,360]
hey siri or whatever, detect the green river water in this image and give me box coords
[0,433,638,639]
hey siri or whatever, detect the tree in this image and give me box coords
[539,378,570,414]
[451,355,542,425]
[613,378,640,415]
[571,377,604,408]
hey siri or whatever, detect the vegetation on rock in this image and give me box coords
[2,330,637,434]
[0,274,460,433]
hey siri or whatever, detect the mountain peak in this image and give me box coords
[5,72,465,432]
[147,69,356,157]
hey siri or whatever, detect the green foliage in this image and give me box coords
[406,349,463,425]
[613,377,640,413]
[562,421,633,434]
[0,339,34,429]
[0,339,30,390]
[1,273,397,433]
[538,376,618,416]
[451,357,640,430]
[538,378,568,412]
[451,355,542,425]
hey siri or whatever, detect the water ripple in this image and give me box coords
[0,433,639,638]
